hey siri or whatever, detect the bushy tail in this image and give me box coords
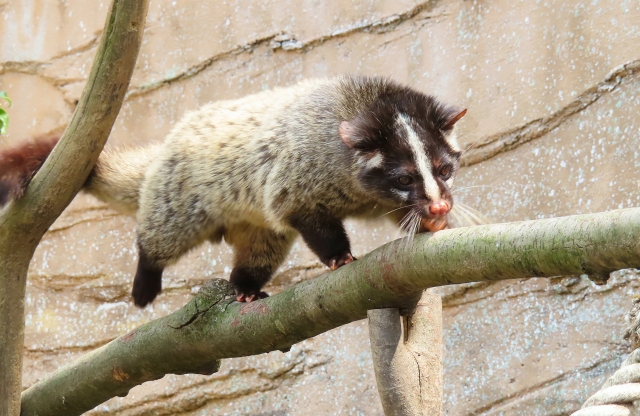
[85,145,160,214]
[0,135,160,213]
[0,134,60,207]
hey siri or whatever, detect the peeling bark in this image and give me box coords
[0,0,149,414]
[20,208,640,416]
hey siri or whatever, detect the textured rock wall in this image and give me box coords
[2,0,640,414]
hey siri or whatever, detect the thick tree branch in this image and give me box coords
[0,1,148,414]
[20,208,640,416]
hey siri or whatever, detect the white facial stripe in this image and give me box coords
[392,189,409,201]
[397,114,441,200]
[366,152,384,169]
[444,129,461,152]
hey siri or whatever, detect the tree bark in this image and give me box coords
[20,208,640,416]
[368,291,443,416]
[0,1,148,414]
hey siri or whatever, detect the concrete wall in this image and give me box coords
[2,0,640,414]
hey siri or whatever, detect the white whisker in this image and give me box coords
[450,202,491,226]
[451,185,509,193]
[398,210,414,234]
[457,203,492,224]
[453,206,475,227]
[396,209,417,246]
[451,204,477,227]
[399,210,420,250]
[448,208,461,228]
[375,203,420,221]
[461,137,485,154]
[410,213,421,238]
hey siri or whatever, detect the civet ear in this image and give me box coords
[339,121,359,148]
[441,108,467,131]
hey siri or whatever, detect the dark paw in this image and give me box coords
[132,277,162,307]
[326,253,356,270]
[235,289,269,303]
[131,256,163,308]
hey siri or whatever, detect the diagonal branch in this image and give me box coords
[20,208,640,416]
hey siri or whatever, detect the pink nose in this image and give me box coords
[429,200,450,217]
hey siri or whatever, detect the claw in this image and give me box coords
[235,290,269,303]
[344,253,354,265]
[328,253,355,270]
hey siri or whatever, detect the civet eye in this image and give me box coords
[397,176,413,186]
[439,165,452,177]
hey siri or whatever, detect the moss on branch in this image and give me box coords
[21,208,640,416]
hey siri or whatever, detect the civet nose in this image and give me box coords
[429,200,450,217]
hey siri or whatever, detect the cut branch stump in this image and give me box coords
[369,290,443,416]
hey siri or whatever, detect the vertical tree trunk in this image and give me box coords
[369,291,443,416]
[0,247,36,416]
[0,0,149,414]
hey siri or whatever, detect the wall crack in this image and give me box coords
[125,0,444,98]
[464,353,627,416]
[461,58,640,167]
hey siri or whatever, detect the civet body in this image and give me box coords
[0,76,466,306]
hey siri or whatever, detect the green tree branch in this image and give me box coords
[20,208,640,416]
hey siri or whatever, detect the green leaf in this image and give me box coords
[0,108,8,135]
[0,91,12,107]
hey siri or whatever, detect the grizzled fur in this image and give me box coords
[0,76,465,307]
